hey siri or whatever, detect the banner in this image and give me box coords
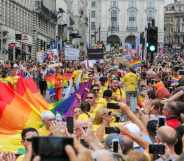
[36,51,44,64]
[65,47,80,60]
[87,48,104,60]
[36,49,59,63]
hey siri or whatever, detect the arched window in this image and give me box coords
[110,0,119,32]
[127,0,137,30]
[128,0,136,8]
[147,0,156,22]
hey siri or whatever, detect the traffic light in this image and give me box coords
[147,26,158,53]
[15,34,22,41]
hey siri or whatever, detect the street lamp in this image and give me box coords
[0,14,3,56]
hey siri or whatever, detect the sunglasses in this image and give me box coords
[104,111,112,116]
[93,89,100,91]
[86,97,94,99]
[82,127,88,131]
[24,138,32,142]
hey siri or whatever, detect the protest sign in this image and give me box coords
[87,48,104,60]
[65,47,80,60]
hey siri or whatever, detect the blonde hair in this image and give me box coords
[93,108,107,125]
[126,151,151,161]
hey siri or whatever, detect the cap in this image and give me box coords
[41,111,55,121]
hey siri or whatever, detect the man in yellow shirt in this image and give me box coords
[123,67,139,92]
[122,67,139,112]
[110,78,126,102]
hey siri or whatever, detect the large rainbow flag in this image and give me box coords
[0,70,84,152]
[0,76,51,152]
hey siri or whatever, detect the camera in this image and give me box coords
[32,137,73,161]
[105,127,120,134]
[149,144,165,155]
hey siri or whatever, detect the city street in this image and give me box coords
[0,1,184,161]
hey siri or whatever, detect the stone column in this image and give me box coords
[78,0,88,51]
[64,0,74,42]
[31,12,37,60]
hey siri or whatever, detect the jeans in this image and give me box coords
[126,91,137,112]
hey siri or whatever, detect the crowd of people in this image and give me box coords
[0,52,184,161]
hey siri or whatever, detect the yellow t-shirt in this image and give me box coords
[99,83,108,97]
[16,155,24,161]
[123,72,139,92]
[112,88,126,101]
[38,126,50,136]
[96,97,107,106]
[77,113,90,122]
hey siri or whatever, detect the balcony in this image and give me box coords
[35,1,57,22]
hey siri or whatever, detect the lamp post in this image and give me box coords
[0,14,3,57]
[99,25,101,42]
[56,8,64,38]
[64,0,74,42]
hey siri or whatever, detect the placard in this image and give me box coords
[65,47,80,60]
[87,48,104,60]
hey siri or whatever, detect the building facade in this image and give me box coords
[164,0,184,48]
[0,0,57,61]
[87,0,164,48]
[32,0,57,59]
[56,0,88,49]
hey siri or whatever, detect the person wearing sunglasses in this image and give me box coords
[91,84,101,98]
[93,108,113,141]
[85,92,98,117]
[85,92,106,119]
[16,128,39,161]
[77,101,91,122]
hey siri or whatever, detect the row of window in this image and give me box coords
[0,0,32,34]
[37,16,55,38]
[165,5,184,12]
[91,0,155,8]
[0,0,55,38]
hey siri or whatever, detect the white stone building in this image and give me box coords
[56,0,88,48]
[164,0,184,48]
[87,0,165,48]
[0,0,57,60]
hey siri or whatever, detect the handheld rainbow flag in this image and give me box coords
[53,81,91,117]
[129,59,142,69]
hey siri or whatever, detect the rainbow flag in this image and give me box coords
[0,71,83,152]
[129,59,142,69]
[53,81,91,117]
[0,81,42,135]
[45,71,82,99]
[0,77,52,152]
[15,77,51,111]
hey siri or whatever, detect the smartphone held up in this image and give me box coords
[32,136,73,161]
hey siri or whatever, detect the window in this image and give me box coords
[91,22,96,30]
[111,10,117,17]
[129,17,135,21]
[111,17,117,21]
[147,0,155,8]
[127,0,137,30]
[91,1,96,7]
[91,11,96,18]
[112,0,117,7]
